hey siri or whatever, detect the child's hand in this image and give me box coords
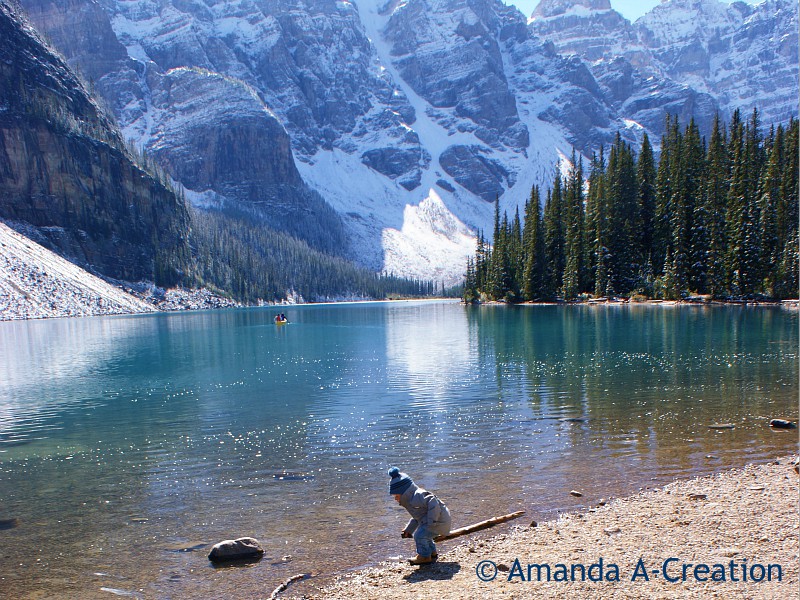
[401,531,412,539]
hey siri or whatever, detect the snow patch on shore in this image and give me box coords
[0,221,155,320]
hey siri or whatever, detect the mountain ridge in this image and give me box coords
[12,0,800,285]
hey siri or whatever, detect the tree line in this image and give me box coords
[188,206,437,302]
[464,111,798,303]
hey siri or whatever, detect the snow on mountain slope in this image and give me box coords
[90,0,620,286]
[323,0,617,283]
[0,222,155,320]
[530,0,798,134]
[16,0,798,289]
[635,0,798,125]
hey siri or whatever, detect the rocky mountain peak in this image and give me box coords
[11,0,799,286]
[635,0,745,46]
[531,0,613,20]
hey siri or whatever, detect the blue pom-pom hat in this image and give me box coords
[388,466,414,495]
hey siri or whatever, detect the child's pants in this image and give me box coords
[413,525,438,557]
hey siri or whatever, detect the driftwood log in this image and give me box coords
[268,573,309,600]
[434,510,526,542]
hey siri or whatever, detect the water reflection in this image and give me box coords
[0,303,796,599]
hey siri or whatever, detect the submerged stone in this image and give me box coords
[208,537,264,563]
[0,518,18,530]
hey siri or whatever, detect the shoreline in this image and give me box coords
[2,291,797,323]
[304,456,799,599]
[471,297,800,309]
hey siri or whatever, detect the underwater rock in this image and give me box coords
[208,537,264,563]
[0,518,18,530]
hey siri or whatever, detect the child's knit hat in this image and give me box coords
[388,467,413,495]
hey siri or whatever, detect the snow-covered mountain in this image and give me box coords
[17,0,799,285]
[634,0,798,128]
[529,0,798,135]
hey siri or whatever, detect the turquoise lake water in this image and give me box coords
[0,301,797,598]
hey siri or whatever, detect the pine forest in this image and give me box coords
[463,111,799,303]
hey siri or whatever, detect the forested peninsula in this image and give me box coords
[464,112,799,303]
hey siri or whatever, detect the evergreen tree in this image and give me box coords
[654,114,678,275]
[544,175,566,296]
[463,257,478,303]
[487,197,504,299]
[727,109,763,296]
[606,133,638,293]
[725,110,746,294]
[475,231,489,293]
[775,118,799,298]
[510,207,524,299]
[522,186,548,300]
[704,113,730,298]
[586,147,613,296]
[637,133,657,271]
[464,111,797,302]
[562,151,585,299]
[757,124,782,294]
[683,119,708,293]
[498,211,516,300]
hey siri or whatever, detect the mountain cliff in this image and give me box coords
[13,0,799,285]
[0,0,191,285]
[529,0,797,134]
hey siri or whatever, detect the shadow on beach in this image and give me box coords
[403,561,461,583]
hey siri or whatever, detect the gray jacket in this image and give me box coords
[399,483,452,536]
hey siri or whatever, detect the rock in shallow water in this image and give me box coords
[0,518,19,530]
[208,537,264,563]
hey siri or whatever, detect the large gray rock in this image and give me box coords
[361,147,425,191]
[439,145,511,202]
[208,537,265,563]
[144,67,346,253]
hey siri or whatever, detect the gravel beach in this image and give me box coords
[308,457,799,600]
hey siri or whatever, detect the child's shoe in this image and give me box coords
[409,554,433,565]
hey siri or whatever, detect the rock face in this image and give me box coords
[529,0,798,137]
[529,0,720,137]
[17,0,348,255]
[439,145,511,202]
[634,0,798,128]
[146,67,346,253]
[12,0,799,284]
[207,537,264,563]
[382,0,529,151]
[0,1,190,285]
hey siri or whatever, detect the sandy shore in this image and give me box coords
[305,456,798,600]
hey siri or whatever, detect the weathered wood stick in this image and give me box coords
[268,573,309,600]
[434,510,526,542]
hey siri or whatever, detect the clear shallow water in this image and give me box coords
[0,301,797,598]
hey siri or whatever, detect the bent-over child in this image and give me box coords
[388,466,451,565]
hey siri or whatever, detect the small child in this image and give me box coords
[388,466,452,565]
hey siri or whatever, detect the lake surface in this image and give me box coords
[0,301,797,598]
